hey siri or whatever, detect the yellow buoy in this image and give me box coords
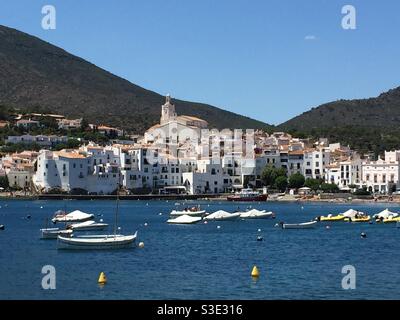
[138,242,145,248]
[251,265,260,278]
[98,272,107,284]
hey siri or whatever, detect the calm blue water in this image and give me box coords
[0,199,399,300]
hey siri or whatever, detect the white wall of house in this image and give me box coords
[7,170,32,189]
[182,160,228,194]
[33,150,119,194]
[359,157,399,193]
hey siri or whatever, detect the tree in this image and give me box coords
[320,183,339,193]
[80,118,89,131]
[0,175,9,189]
[304,178,322,191]
[288,173,305,189]
[275,176,288,192]
[261,165,286,187]
[353,187,371,196]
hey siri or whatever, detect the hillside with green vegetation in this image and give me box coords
[0,24,270,134]
[279,87,400,155]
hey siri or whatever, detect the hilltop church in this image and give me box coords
[144,95,208,145]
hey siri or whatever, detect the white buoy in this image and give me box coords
[217,225,221,229]
[159,212,163,216]
[40,206,43,209]
[144,223,148,227]
[274,223,279,227]
[204,221,208,224]
[138,242,145,248]
[100,219,103,222]
[257,228,261,232]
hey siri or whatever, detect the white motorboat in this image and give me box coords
[52,210,94,223]
[40,228,73,239]
[67,220,108,231]
[282,221,317,229]
[239,209,274,219]
[58,232,137,250]
[170,206,206,217]
[204,210,241,221]
[167,214,202,224]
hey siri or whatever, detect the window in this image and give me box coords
[45,164,48,169]
[211,168,216,175]
[382,174,386,183]
[73,163,76,168]
[374,175,378,183]
[315,162,319,167]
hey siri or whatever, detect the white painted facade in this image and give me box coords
[182,159,229,194]
[359,151,400,193]
[33,150,119,194]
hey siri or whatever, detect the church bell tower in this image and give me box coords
[160,94,177,124]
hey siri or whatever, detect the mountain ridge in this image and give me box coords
[0,24,270,133]
[279,86,400,130]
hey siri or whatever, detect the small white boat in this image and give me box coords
[67,220,108,231]
[239,209,274,219]
[167,214,202,224]
[282,221,317,229]
[57,232,137,250]
[204,210,241,221]
[52,210,94,223]
[40,228,73,239]
[170,208,206,217]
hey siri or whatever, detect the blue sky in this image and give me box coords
[1,0,399,125]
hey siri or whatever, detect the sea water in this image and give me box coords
[0,199,399,299]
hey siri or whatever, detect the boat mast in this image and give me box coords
[114,182,119,236]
